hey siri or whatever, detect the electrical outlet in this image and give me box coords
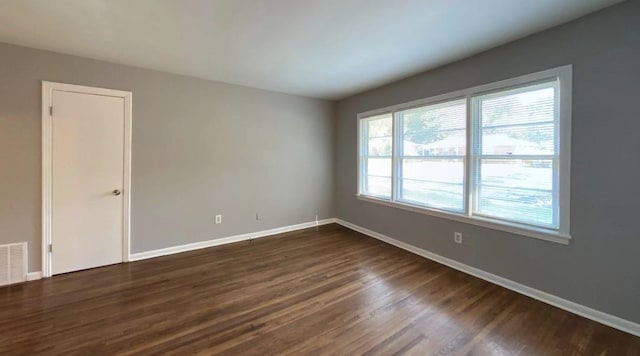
[215,215,222,224]
[454,232,463,244]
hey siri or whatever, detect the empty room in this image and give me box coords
[0,0,639,354]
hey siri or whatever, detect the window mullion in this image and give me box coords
[464,95,473,215]
[553,78,564,232]
[467,95,477,217]
[392,112,401,202]
[359,119,365,195]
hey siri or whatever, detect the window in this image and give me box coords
[473,82,558,228]
[397,99,467,212]
[360,113,393,199]
[357,66,571,243]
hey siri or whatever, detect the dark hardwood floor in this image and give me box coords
[1,224,638,355]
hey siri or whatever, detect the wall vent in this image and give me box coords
[0,242,27,286]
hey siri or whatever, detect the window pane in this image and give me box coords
[361,114,392,198]
[363,157,391,198]
[367,157,391,177]
[400,99,466,157]
[480,86,555,127]
[365,176,391,198]
[479,85,556,156]
[482,123,554,155]
[367,114,392,138]
[368,137,391,156]
[399,158,464,212]
[475,159,555,227]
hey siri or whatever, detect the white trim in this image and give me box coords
[335,218,640,337]
[122,89,133,264]
[42,81,133,278]
[27,272,43,281]
[357,117,363,196]
[391,111,398,201]
[356,65,572,243]
[129,218,336,261]
[41,83,51,278]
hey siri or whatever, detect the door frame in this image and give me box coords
[41,81,132,277]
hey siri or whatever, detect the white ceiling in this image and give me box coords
[0,0,623,99]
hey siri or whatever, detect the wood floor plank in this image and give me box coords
[0,224,638,355]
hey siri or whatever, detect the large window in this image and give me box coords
[397,99,467,212]
[357,66,571,243]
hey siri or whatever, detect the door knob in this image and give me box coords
[112,189,122,196]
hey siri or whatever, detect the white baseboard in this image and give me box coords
[335,218,640,337]
[129,218,337,261]
[27,271,42,281]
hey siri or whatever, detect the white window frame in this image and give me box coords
[356,66,572,244]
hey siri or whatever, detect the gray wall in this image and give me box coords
[335,1,640,323]
[0,43,335,272]
[0,0,637,326]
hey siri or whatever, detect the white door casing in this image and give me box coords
[42,82,132,277]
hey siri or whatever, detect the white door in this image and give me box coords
[51,89,125,275]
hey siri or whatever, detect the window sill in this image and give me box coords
[356,195,571,245]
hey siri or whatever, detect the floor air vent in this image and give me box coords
[0,242,27,286]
